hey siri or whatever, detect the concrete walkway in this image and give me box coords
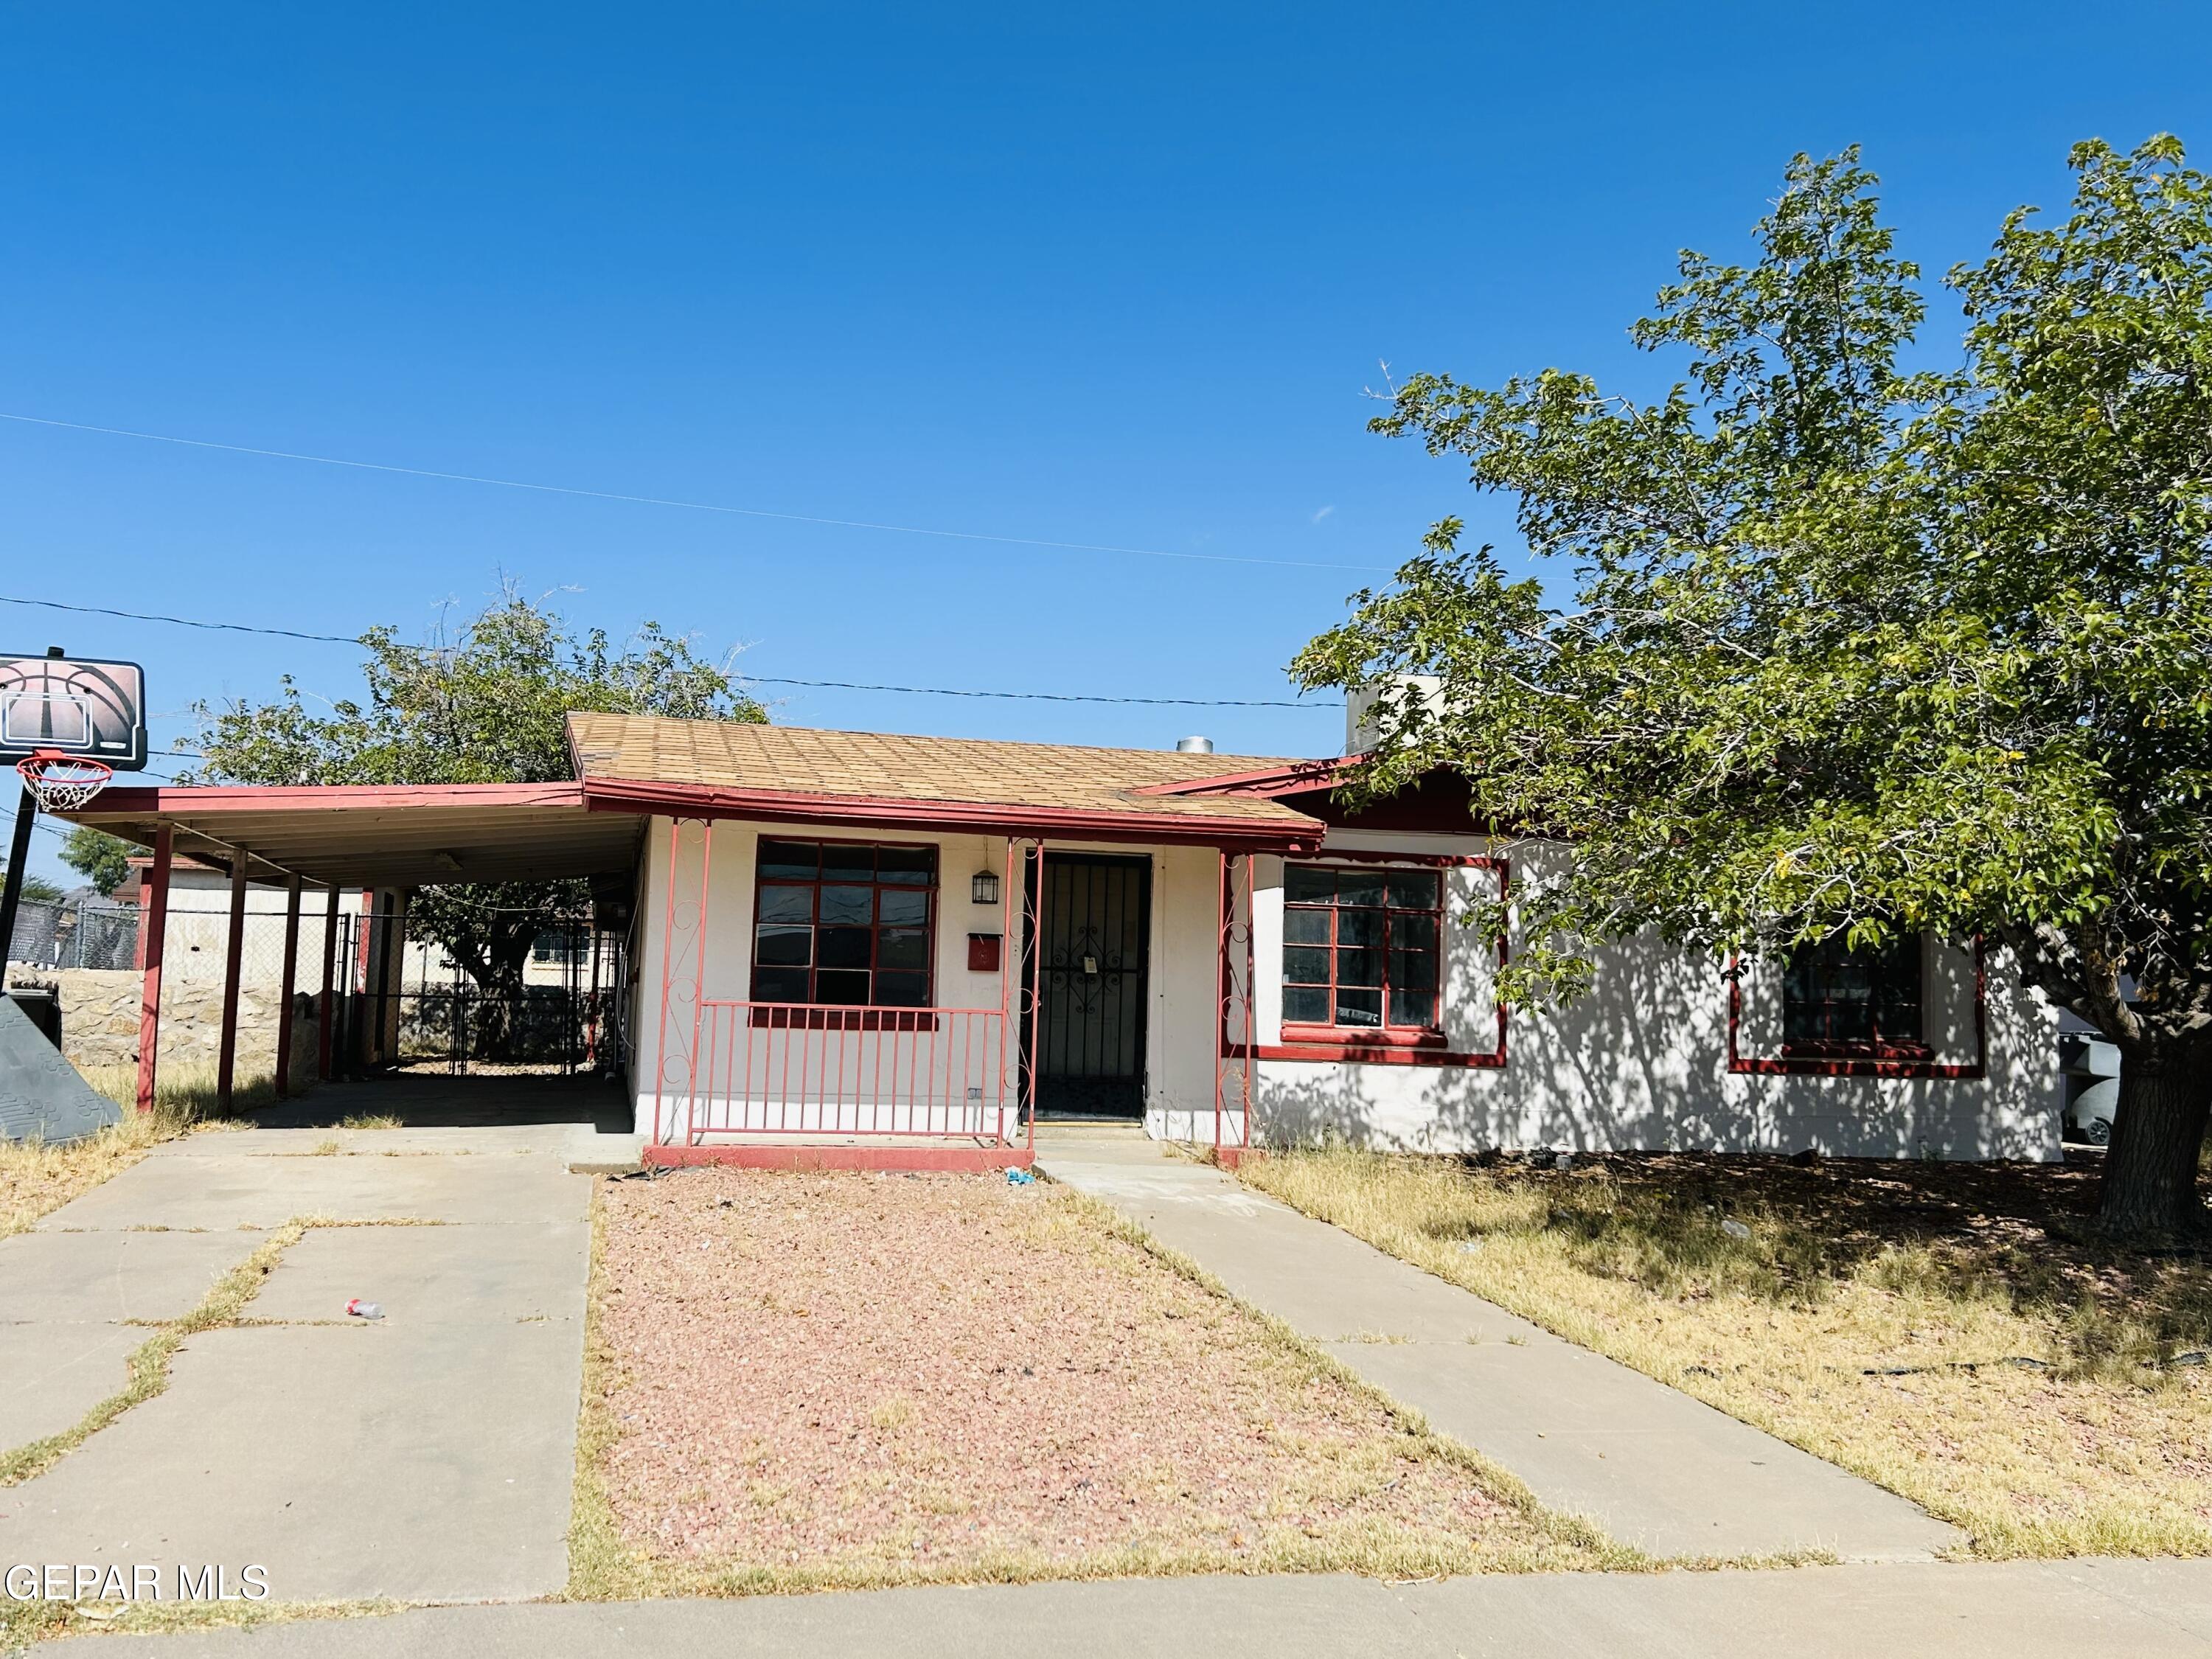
[0,1076,622,1604]
[67,1560,2212,1657]
[1034,1129,1958,1562]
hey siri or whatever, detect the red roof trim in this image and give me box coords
[74,782,590,817]
[1133,755,1366,799]
[578,776,1324,852]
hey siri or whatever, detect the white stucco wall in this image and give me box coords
[1248,832,2062,1162]
[631,818,1034,1141]
[149,869,355,987]
[629,815,2062,1161]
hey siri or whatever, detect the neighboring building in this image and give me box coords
[575,712,2060,1164]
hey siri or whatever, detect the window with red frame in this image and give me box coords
[1781,934,1927,1056]
[751,838,936,1006]
[1281,864,1441,1033]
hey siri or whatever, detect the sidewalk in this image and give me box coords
[72,1559,2212,1657]
[1033,1129,1956,1562]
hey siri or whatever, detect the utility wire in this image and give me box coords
[740,676,1312,709]
[0,594,1325,709]
[0,411,1385,574]
[0,593,368,645]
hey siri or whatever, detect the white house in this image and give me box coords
[572,712,2060,1168]
[58,709,2058,1155]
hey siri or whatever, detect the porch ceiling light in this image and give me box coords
[972,869,1001,906]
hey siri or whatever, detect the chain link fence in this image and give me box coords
[10,897,627,1081]
[6,902,312,984]
[3,898,142,972]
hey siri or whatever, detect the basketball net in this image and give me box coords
[15,749,114,814]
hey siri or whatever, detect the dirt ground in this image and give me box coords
[581,1166,1604,1593]
[1242,1146,2212,1559]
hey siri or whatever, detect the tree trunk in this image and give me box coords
[470,927,538,1062]
[2099,1056,2212,1234]
[472,971,520,1062]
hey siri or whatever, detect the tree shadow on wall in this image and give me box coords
[1261,938,1761,1155]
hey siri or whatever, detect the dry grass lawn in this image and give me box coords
[574,1166,1617,1597]
[0,1062,269,1239]
[1241,1146,2212,1559]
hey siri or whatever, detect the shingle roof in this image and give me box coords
[565,714,1327,846]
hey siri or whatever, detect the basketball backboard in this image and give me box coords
[0,654,147,771]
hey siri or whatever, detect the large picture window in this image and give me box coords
[751,838,937,1007]
[1281,864,1441,1034]
[1782,934,1926,1057]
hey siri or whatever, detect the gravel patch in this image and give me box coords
[591,1168,1573,1582]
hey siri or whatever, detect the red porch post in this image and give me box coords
[997,834,1019,1148]
[1214,850,1227,1154]
[215,849,248,1112]
[651,818,712,1150]
[274,873,302,1099]
[1023,838,1044,1138]
[316,885,339,1080]
[134,827,173,1114]
[1213,849,1255,1161]
[1240,853,1256,1153]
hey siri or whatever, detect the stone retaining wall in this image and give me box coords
[7,968,319,1091]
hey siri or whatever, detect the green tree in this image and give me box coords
[1295,137,2212,1233]
[194,591,764,1052]
[59,826,133,896]
[0,864,63,905]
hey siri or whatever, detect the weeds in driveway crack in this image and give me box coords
[0,1214,444,1489]
[3,1590,410,1649]
[0,1220,308,1488]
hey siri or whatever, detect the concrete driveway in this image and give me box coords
[0,1076,624,1604]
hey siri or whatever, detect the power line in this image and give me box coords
[0,411,1385,574]
[743,674,1314,709]
[0,594,1326,709]
[0,593,366,645]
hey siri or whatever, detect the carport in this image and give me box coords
[54,782,645,1113]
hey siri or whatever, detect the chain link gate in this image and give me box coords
[330,914,627,1079]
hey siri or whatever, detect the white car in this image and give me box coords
[2062,1037,2121,1145]
[2065,1077,2118,1145]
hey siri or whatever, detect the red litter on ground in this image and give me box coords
[346,1299,383,1320]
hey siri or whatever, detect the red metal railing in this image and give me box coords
[681,1001,1015,1145]
[1214,849,1255,1157]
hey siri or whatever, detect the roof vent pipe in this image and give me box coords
[1175,735,1214,754]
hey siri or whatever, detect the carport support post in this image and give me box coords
[134,826,173,1114]
[215,849,248,1113]
[316,885,339,1080]
[274,873,302,1100]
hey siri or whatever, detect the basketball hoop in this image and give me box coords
[15,750,114,813]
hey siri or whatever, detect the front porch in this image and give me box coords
[636,817,1284,1172]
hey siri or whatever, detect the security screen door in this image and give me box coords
[1029,852,1151,1117]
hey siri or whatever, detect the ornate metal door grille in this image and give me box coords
[1030,852,1150,1116]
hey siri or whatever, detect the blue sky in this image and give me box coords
[5,2,2210,878]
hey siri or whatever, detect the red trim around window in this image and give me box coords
[745,832,939,1012]
[1253,849,1509,1068]
[745,1006,939,1032]
[1726,938,1987,1078]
